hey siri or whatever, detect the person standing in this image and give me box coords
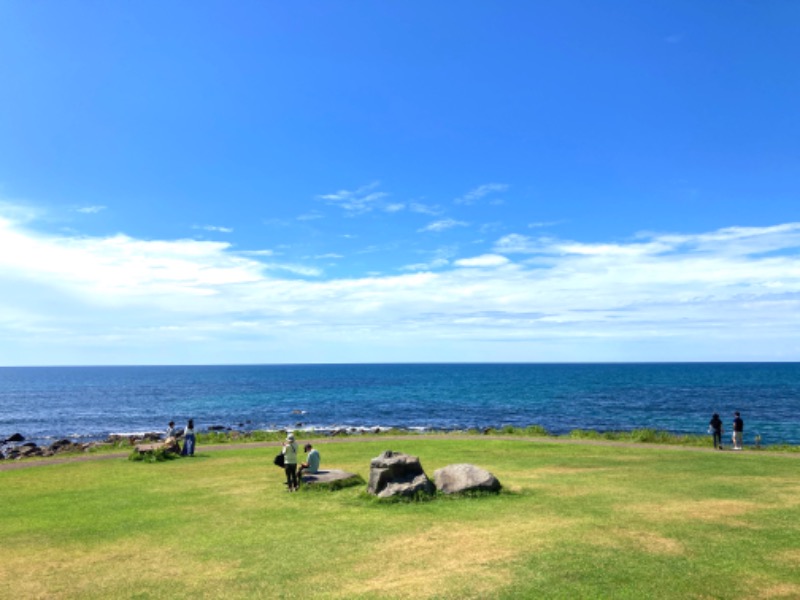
[282,432,299,491]
[732,411,744,450]
[181,419,196,456]
[709,413,723,450]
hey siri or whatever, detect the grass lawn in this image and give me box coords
[2,437,799,599]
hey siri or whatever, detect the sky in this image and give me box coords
[1,1,799,366]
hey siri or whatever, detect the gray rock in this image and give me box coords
[6,433,25,443]
[433,463,502,494]
[300,469,362,489]
[367,450,434,498]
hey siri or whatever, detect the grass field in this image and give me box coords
[2,436,800,599]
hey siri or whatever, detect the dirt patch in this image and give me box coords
[326,518,571,599]
[627,499,759,523]
[0,536,238,598]
[588,527,685,556]
[756,582,800,599]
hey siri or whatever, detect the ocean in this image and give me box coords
[1,363,799,446]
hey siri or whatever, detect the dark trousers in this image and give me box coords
[712,431,722,448]
[285,463,298,489]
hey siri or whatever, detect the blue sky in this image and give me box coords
[1,1,799,365]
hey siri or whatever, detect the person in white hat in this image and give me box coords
[282,432,299,491]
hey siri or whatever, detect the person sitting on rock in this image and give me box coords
[297,443,321,481]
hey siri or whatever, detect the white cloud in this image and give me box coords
[317,181,388,214]
[384,203,405,213]
[455,183,509,205]
[2,205,800,364]
[194,224,234,233]
[418,218,469,233]
[400,258,450,272]
[454,254,510,268]
[75,205,107,214]
[297,211,324,221]
[409,202,443,216]
[313,253,343,259]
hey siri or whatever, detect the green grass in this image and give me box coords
[2,437,800,599]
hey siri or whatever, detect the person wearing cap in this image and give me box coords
[732,412,744,450]
[297,443,321,481]
[282,432,299,491]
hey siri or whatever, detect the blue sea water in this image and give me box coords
[1,363,799,446]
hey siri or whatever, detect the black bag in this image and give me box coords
[274,452,285,468]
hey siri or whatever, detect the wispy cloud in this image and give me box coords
[455,183,509,205]
[317,181,388,214]
[2,204,800,364]
[454,254,510,268]
[194,224,234,233]
[400,258,450,272]
[75,205,107,214]
[297,211,324,221]
[418,218,469,233]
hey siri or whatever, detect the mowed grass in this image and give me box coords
[2,438,800,599]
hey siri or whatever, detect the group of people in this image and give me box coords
[166,419,196,456]
[708,411,745,450]
[281,432,320,491]
[163,421,321,488]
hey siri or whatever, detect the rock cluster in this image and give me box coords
[0,435,108,460]
[367,450,502,498]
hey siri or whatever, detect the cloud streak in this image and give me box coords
[317,182,388,214]
[455,183,509,205]
[1,208,799,364]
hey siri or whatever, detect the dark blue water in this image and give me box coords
[1,363,799,446]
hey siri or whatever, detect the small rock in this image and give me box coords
[6,433,25,443]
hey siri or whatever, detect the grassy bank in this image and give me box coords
[2,437,800,599]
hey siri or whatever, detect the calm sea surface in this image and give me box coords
[1,363,799,446]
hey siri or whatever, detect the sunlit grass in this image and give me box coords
[2,437,800,598]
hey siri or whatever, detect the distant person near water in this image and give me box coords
[732,412,744,450]
[181,419,196,456]
[708,413,723,450]
[298,443,320,481]
[166,421,178,438]
[282,432,299,491]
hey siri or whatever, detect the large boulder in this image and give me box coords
[367,450,434,498]
[433,464,502,495]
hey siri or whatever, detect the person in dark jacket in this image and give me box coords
[732,411,744,450]
[709,413,723,449]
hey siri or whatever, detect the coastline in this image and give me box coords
[3,427,798,470]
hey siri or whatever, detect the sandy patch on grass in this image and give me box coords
[627,499,759,523]
[773,549,800,567]
[532,466,610,476]
[588,527,685,556]
[756,583,800,599]
[326,519,570,599]
[0,537,238,599]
